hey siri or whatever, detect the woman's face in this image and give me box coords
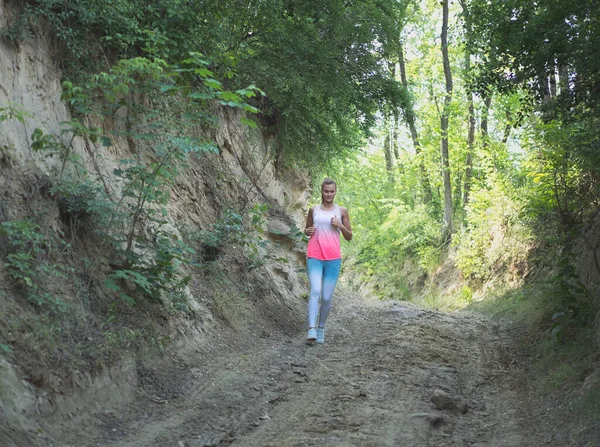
[322,184,337,203]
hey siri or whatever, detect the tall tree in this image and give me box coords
[440,0,454,243]
[480,93,493,164]
[460,0,475,207]
[383,113,396,184]
[398,43,433,203]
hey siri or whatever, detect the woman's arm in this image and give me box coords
[332,207,353,241]
[304,207,315,237]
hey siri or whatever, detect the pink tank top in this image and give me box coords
[307,204,342,260]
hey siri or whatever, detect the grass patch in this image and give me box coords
[467,278,599,445]
[579,386,600,417]
[466,281,577,330]
[411,284,474,312]
[533,327,596,391]
[468,281,596,377]
[413,290,464,311]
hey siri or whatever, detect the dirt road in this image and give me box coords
[46,292,534,447]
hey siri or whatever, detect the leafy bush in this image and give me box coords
[189,204,276,268]
[455,178,532,282]
[351,203,440,299]
[0,220,68,313]
[50,179,117,236]
[1,220,48,288]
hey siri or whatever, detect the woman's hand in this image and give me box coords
[335,208,353,241]
[305,226,316,237]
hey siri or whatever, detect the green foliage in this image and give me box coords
[459,285,473,305]
[69,54,259,264]
[0,103,33,123]
[1,46,261,313]
[4,0,409,168]
[189,203,281,270]
[29,119,107,180]
[0,220,68,313]
[468,0,600,226]
[208,210,246,250]
[580,387,600,419]
[455,177,532,281]
[469,0,600,106]
[2,0,188,74]
[548,253,591,342]
[1,220,48,288]
[235,0,409,168]
[104,232,196,308]
[52,53,260,308]
[334,149,441,300]
[521,116,600,227]
[50,179,117,235]
[30,127,63,154]
[354,203,441,299]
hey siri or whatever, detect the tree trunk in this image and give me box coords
[441,0,453,244]
[481,94,493,166]
[539,68,551,105]
[558,62,570,97]
[463,98,475,206]
[383,115,395,184]
[502,110,512,145]
[390,64,400,161]
[398,43,433,203]
[392,109,400,160]
[461,0,475,207]
[549,61,557,98]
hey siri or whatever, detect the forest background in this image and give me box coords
[0,0,599,440]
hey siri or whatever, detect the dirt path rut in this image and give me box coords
[53,293,532,446]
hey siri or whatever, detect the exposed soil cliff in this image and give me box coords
[0,1,312,442]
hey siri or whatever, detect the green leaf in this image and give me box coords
[119,292,136,307]
[0,344,13,353]
[188,92,214,100]
[240,117,258,129]
[104,277,121,292]
[219,100,243,108]
[236,86,259,98]
[219,91,242,102]
[31,128,43,141]
[242,104,259,113]
[204,79,222,89]
[198,143,219,154]
[159,84,178,93]
[194,67,213,77]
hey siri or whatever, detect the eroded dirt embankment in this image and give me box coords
[18,288,546,447]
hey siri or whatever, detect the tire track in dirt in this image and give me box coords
[53,292,532,446]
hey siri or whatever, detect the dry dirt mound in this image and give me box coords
[12,291,542,447]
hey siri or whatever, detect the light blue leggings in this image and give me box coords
[307,258,342,328]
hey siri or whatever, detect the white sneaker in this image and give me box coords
[316,328,325,344]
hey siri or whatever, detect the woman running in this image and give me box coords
[304,178,352,344]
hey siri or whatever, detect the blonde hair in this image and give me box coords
[321,178,337,190]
